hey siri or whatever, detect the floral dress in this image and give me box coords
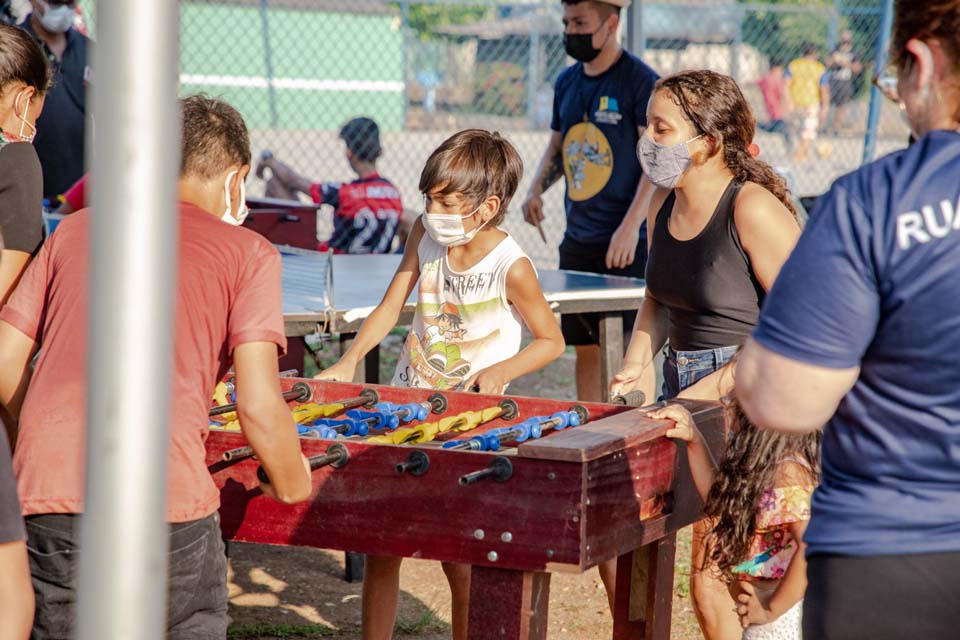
[731,484,814,580]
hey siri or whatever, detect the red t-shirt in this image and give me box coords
[758,72,786,121]
[1,202,286,522]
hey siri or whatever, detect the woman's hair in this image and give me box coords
[419,129,523,226]
[891,0,960,121]
[701,394,821,581]
[655,70,798,219]
[891,0,959,70]
[0,24,51,97]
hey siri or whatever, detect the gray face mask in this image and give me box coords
[637,133,703,189]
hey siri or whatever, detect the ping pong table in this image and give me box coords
[280,246,647,397]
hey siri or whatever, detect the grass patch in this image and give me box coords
[227,622,338,638]
[394,607,450,635]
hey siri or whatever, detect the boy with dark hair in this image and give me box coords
[256,116,404,254]
[317,128,565,640]
[0,95,313,639]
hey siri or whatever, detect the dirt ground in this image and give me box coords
[226,338,703,639]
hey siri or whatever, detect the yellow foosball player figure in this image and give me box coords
[315,129,565,640]
[0,96,312,639]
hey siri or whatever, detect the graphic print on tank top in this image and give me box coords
[393,233,528,390]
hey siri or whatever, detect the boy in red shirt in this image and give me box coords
[0,96,313,639]
[256,117,404,254]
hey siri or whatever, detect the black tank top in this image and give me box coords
[645,180,764,351]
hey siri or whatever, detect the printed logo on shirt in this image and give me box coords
[896,196,960,250]
[594,96,622,125]
[562,122,613,201]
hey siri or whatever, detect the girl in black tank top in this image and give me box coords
[611,70,801,640]
[646,179,765,353]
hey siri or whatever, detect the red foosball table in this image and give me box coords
[206,379,723,640]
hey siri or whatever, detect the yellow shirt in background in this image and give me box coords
[787,58,827,109]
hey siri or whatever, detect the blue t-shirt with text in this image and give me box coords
[551,52,658,244]
[753,130,960,557]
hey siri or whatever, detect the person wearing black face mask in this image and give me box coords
[521,0,659,617]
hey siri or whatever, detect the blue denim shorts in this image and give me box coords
[661,344,739,400]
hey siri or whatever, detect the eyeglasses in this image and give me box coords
[872,66,900,104]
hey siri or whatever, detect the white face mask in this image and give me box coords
[421,201,490,247]
[221,170,248,226]
[38,0,75,33]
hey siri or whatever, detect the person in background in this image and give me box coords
[18,0,89,202]
[826,30,863,135]
[256,117,404,254]
[521,0,659,610]
[785,43,829,161]
[0,95,313,639]
[736,1,960,638]
[0,23,49,305]
[756,62,791,146]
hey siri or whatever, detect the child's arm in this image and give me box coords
[463,258,565,394]
[736,518,809,628]
[315,219,424,382]
[646,404,717,503]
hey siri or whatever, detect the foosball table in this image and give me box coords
[206,378,724,640]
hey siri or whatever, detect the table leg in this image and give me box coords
[338,333,381,384]
[612,534,677,640]
[468,566,551,640]
[598,312,624,400]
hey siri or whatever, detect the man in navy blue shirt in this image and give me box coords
[20,0,90,201]
[522,0,658,408]
[521,0,658,617]
[737,2,960,637]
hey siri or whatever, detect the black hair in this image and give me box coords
[340,116,382,162]
[0,23,51,97]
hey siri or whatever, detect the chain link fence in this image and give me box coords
[63,0,903,268]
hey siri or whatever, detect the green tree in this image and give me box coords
[394,3,492,42]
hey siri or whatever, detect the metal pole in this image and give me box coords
[400,0,410,129]
[259,0,279,127]
[862,0,895,163]
[625,1,644,57]
[76,0,180,638]
[527,12,540,128]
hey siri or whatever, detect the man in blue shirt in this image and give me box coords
[521,0,658,407]
[521,0,658,619]
[20,0,90,201]
[737,2,960,637]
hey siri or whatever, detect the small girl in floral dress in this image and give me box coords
[648,395,820,640]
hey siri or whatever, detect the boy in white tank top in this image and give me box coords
[316,129,565,640]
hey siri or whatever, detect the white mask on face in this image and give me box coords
[421,201,490,247]
[37,0,75,33]
[221,170,249,226]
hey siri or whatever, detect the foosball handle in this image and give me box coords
[257,443,350,484]
[611,390,646,407]
[458,456,513,485]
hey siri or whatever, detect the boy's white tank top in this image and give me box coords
[392,231,530,390]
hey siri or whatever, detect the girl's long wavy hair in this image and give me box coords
[702,394,821,580]
[655,70,799,220]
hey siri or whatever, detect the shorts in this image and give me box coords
[661,343,738,400]
[792,106,820,142]
[804,551,960,639]
[558,234,647,346]
[743,599,802,640]
[829,80,855,106]
[26,512,228,640]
